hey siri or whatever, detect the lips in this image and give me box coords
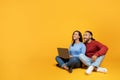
[73,37,76,40]
[84,38,88,41]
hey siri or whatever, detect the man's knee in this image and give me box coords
[79,54,85,60]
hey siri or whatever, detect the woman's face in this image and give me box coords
[72,32,80,40]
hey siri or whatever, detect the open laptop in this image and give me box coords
[57,48,70,59]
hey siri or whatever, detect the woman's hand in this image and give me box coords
[69,55,73,58]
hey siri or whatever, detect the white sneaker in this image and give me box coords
[97,67,108,73]
[86,66,94,74]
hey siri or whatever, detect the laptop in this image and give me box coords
[57,48,70,59]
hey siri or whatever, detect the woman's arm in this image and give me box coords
[72,43,86,57]
[81,44,86,54]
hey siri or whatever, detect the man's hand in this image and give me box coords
[92,55,97,62]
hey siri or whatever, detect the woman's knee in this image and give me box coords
[55,56,60,61]
[70,57,79,62]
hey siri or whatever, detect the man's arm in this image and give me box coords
[94,41,108,57]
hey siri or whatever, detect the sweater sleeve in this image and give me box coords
[81,43,86,54]
[94,41,108,57]
[73,43,86,57]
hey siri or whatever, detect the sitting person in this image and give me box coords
[55,30,86,73]
[79,31,108,74]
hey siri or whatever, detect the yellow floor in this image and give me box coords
[1,55,119,80]
[40,57,120,80]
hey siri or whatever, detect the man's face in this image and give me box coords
[83,32,92,43]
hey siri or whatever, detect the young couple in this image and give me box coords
[55,30,108,74]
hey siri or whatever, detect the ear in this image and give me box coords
[89,35,92,38]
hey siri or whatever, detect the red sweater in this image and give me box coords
[85,40,108,58]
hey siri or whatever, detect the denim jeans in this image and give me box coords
[55,56,82,68]
[79,54,105,67]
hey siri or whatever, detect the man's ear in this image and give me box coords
[89,35,92,38]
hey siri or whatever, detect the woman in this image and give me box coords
[55,30,86,73]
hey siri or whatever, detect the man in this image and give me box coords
[79,31,108,74]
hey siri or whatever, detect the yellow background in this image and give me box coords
[0,0,120,80]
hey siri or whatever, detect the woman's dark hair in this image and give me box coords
[72,30,83,46]
[85,31,95,40]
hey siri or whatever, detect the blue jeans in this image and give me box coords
[55,56,82,68]
[79,54,105,67]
